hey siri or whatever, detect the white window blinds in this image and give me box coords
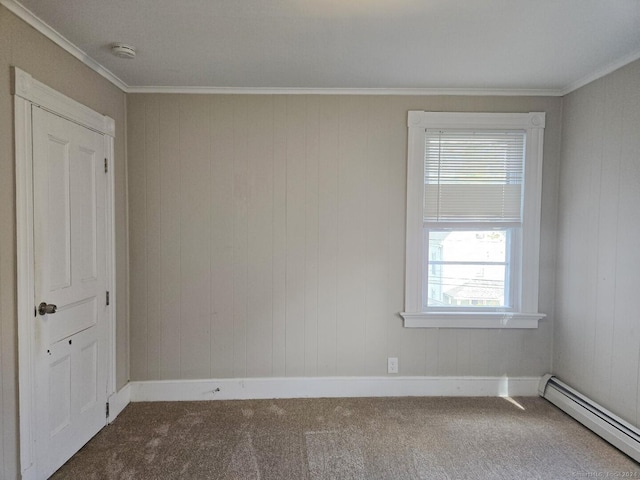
[424,130,525,223]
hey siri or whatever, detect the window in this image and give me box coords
[401,112,546,329]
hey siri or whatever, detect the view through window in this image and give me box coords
[426,229,510,309]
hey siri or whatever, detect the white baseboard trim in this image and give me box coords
[107,383,131,422]
[130,376,541,402]
[20,464,36,480]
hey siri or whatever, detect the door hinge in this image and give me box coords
[106,291,110,306]
[104,158,108,173]
[106,402,110,419]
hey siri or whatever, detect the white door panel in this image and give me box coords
[46,327,105,471]
[32,106,108,478]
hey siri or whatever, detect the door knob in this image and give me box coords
[38,302,57,316]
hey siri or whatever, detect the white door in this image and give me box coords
[32,106,109,478]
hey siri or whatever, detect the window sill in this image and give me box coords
[399,312,546,329]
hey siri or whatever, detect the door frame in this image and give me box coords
[12,67,116,480]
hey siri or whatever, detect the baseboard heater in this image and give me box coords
[539,374,640,463]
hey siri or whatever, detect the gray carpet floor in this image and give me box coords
[52,396,640,479]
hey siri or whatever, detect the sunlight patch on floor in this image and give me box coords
[502,396,526,411]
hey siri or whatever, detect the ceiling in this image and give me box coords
[7,0,640,94]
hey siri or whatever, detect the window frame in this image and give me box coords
[401,112,546,329]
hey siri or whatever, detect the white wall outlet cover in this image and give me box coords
[388,357,399,374]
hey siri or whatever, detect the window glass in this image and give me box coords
[425,230,510,309]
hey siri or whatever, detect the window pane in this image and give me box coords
[426,230,509,308]
[428,230,507,263]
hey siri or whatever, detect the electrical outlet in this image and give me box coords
[387,357,398,374]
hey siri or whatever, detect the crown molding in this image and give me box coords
[0,0,129,92]
[3,0,639,98]
[126,85,564,96]
[559,48,640,96]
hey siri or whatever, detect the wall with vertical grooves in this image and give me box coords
[127,94,561,382]
[554,58,640,427]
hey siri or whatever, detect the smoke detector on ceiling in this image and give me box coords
[111,43,136,59]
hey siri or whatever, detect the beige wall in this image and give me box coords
[554,58,640,426]
[127,94,561,382]
[0,6,129,478]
